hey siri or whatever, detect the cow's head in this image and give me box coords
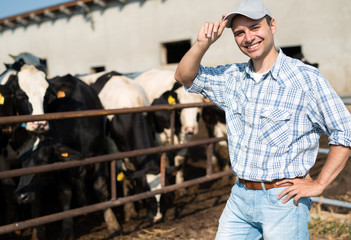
[176,88,204,139]
[14,137,83,204]
[4,65,49,132]
[43,74,83,112]
[148,90,181,134]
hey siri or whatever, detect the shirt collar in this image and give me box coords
[270,48,285,80]
[244,48,286,81]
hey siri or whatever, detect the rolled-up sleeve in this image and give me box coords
[307,70,351,147]
[185,64,237,109]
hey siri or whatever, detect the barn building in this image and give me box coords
[0,0,350,94]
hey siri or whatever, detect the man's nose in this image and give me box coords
[245,31,255,43]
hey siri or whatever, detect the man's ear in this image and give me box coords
[270,18,277,34]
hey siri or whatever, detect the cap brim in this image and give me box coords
[223,11,268,28]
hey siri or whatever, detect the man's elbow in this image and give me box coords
[174,72,194,88]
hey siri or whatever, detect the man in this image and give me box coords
[174,0,351,239]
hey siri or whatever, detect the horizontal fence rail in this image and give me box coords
[340,95,351,99]
[0,102,215,125]
[0,136,226,180]
[311,197,351,209]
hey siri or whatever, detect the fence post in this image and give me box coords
[110,160,117,200]
[206,143,214,176]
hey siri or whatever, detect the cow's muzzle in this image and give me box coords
[25,121,49,132]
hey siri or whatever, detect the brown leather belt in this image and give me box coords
[239,178,297,190]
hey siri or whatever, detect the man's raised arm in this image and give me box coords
[174,17,227,87]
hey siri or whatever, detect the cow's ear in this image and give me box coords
[39,58,46,66]
[4,63,11,69]
[171,91,179,104]
[35,64,47,75]
[11,59,25,71]
[57,83,74,98]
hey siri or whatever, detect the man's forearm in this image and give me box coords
[276,144,351,204]
[175,18,227,87]
[174,42,209,87]
[316,144,351,190]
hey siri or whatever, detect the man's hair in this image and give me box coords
[265,15,272,26]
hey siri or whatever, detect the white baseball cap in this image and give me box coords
[224,0,272,28]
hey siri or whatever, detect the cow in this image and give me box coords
[134,69,204,187]
[0,84,22,233]
[14,133,85,240]
[2,68,120,238]
[84,71,170,224]
[201,101,230,172]
[146,88,182,145]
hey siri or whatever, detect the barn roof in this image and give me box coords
[0,0,129,32]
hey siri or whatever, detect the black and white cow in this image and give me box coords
[14,133,85,240]
[146,87,182,142]
[2,68,120,238]
[134,69,204,186]
[80,71,170,224]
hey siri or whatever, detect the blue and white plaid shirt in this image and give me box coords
[186,50,351,181]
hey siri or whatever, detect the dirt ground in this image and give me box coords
[3,123,351,240]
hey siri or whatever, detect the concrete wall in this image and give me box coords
[0,0,350,94]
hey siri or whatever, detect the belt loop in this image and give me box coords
[260,182,267,191]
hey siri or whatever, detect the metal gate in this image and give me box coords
[0,101,231,235]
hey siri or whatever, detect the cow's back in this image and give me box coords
[134,69,177,103]
[99,75,150,110]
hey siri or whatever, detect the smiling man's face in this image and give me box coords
[231,15,276,63]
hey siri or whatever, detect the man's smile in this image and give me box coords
[246,41,261,51]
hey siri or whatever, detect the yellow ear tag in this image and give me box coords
[0,94,4,105]
[168,95,176,105]
[117,172,125,182]
[57,90,66,98]
[61,152,69,158]
[204,98,211,102]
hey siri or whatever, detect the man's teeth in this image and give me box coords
[248,43,259,49]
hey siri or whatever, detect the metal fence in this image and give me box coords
[1,99,351,235]
[0,101,232,235]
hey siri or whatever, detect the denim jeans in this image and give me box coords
[215,180,311,240]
